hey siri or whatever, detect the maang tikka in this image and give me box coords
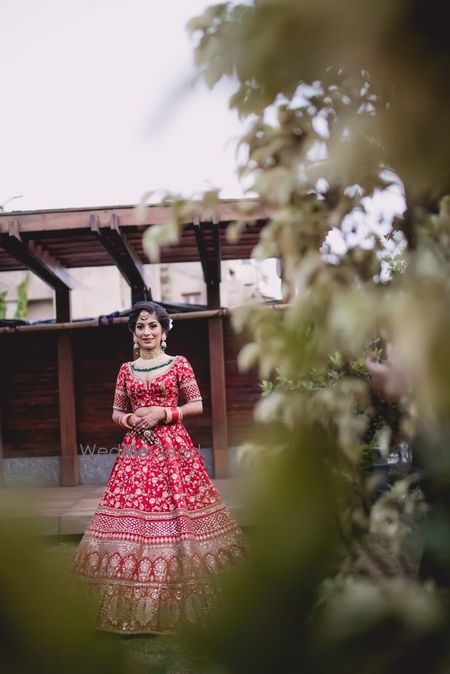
[134,309,150,352]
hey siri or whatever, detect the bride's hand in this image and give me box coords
[133,407,165,430]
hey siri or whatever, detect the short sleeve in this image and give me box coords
[113,363,129,412]
[177,356,202,403]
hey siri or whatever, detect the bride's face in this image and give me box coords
[134,313,165,351]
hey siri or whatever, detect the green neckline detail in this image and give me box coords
[131,358,174,373]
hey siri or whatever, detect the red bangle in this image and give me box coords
[171,407,180,423]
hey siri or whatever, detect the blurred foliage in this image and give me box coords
[0,195,22,213]
[0,290,6,319]
[146,1,450,672]
[13,271,30,320]
[187,0,449,206]
[0,197,27,320]
[260,348,404,471]
[0,520,129,674]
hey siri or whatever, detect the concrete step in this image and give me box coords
[0,479,251,535]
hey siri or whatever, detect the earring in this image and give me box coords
[133,337,140,355]
[161,339,167,351]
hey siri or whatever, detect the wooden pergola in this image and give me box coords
[0,200,270,485]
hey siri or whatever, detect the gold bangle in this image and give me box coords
[165,407,172,424]
[123,413,133,429]
[177,406,183,421]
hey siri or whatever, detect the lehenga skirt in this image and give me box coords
[71,426,249,634]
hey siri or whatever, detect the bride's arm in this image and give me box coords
[134,401,202,418]
[133,406,165,418]
[133,400,203,423]
[112,408,140,427]
[177,400,203,418]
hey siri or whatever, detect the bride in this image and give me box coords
[71,300,248,634]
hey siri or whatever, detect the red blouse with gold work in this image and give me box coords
[113,355,202,413]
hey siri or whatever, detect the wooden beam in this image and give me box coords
[91,214,151,302]
[0,221,73,291]
[26,239,75,288]
[130,288,152,304]
[0,304,290,335]
[0,200,266,233]
[194,219,222,285]
[57,331,79,486]
[0,205,269,272]
[207,282,228,478]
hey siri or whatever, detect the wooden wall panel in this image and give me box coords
[0,316,259,466]
[164,318,211,448]
[0,332,60,457]
[223,318,260,446]
[73,325,131,454]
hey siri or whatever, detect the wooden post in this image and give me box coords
[0,347,8,487]
[207,282,228,478]
[56,286,79,484]
[55,287,71,323]
[57,330,79,486]
[0,401,4,486]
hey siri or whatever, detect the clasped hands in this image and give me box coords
[128,406,166,432]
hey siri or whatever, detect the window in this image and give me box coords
[182,292,201,304]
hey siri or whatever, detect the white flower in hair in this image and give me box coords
[168,318,174,331]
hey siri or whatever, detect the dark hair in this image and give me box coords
[127,301,171,334]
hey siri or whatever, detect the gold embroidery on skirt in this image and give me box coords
[72,525,248,634]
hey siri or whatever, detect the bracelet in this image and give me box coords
[163,407,183,424]
[120,413,133,429]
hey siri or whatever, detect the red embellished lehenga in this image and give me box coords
[71,355,249,634]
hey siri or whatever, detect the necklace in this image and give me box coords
[139,347,164,360]
[132,357,173,373]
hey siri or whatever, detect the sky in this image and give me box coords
[0,0,245,212]
[0,0,404,254]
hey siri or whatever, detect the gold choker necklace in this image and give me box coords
[139,347,164,360]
